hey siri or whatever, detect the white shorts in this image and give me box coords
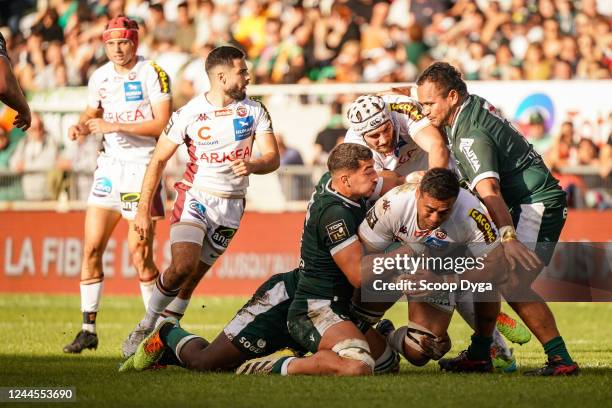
[87,154,165,220]
[170,182,245,265]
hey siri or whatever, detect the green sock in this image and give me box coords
[467,334,493,360]
[160,324,193,353]
[271,356,292,375]
[543,336,574,364]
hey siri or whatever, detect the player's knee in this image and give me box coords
[403,346,430,367]
[82,242,104,263]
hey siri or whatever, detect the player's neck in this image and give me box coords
[205,90,236,108]
[113,57,138,74]
[447,95,468,128]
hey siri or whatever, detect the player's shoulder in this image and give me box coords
[377,183,417,213]
[88,61,114,84]
[453,188,483,216]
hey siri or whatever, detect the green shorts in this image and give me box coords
[223,270,306,358]
[510,200,567,265]
[287,297,368,353]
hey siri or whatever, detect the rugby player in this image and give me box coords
[0,31,31,130]
[119,144,400,376]
[416,62,578,375]
[63,16,172,353]
[121,45,280,357]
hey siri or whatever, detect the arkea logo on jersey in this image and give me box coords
[211,226,237,248]
[120,192,141,212]
[124,81,143,101]
[199,146,251,163]
[93,177,112,197]
[468,208,497,244]
[233,116,254,141]
[326,220,348,244]
[459,138,481,172]
[103,109,146,123]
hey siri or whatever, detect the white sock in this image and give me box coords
[156,297,191,326]
[281,357,297,376]
[373,343,396,374]
[387,326,409,359]
[139,280,156,310]
[80,281,103,332]
[142,281,178,329]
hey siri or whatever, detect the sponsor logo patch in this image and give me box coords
[459,138,481,172]
[233,116,254,141]
[382,199,391,214]
[468,208,497,244]
[150,61,170,93]
[188,200,206,220]
[124,81,143,101]
[215,109,232,117]
[92,177,112,197]
[211,226,237,248]
[366,208,379,229]
[388,102,424,121]
[120,192,141,212]
[326,219,348,244]
[435,229,447,239]
[424,236,449,249]
[236,106,247,117]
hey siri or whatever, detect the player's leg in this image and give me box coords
[127,219,158,307]
[63,205,121,353]
[504,203,578,375]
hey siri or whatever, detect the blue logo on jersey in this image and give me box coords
[424,236,449,249]
[92,177,112,197]
[233,116,254,141]
[188,200,206,220]
[124,81,143,101]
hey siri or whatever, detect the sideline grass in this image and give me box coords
[1,295,611,407]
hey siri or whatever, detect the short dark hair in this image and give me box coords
[205,45,246,75]
[327,143,373,174]
[420,168,460,201]
[416,62,468,98]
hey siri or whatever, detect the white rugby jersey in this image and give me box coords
[358,183,499,258]
[164,94,273,196]
[87,56,171,163]
[344,94,431,176]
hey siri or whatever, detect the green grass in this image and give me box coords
[1,295,611,407]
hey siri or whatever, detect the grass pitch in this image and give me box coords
[1,294,611,407]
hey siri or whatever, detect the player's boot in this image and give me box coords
[438,350,494,373]
[496,312,531,345]
[63,330,98,353]
[524,356,580,376]
[236,349,297,375]
[491,344,517,373]
[133,317,178,371]
[375,319,395,338]
[122,321,153,358]
[118,355,135,373]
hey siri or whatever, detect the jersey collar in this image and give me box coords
[326,179,362,208]
[449,95,472,140]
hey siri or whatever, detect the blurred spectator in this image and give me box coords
[52,133,100,201]
[576,138,600,167]
[9,113,58,200]
[0,126,24,169]
[525,111,553,156]
[312,98,346,165]
[276,133,304,166]
[546,121,575,170]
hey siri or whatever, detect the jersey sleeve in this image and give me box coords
[458,191,500,257]
[147,61,172,104]
[253,99,274,135]
[383,94,430,139]
[0,33,8,59]
[455,130,499,190]
[318,204,360,257]
[358,191,403,251]
[86,70,101,109]
[163,110,185,145]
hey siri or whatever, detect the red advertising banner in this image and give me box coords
[1,210,610,295]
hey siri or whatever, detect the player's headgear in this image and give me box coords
[103,16,139,48]
[347,95,391,136]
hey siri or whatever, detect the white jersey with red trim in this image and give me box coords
[87,56,171,163]
[164,94,274,196]
[344,94,431,175]
[358,183,499,259]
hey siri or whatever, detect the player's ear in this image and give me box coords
[448,89,459,104]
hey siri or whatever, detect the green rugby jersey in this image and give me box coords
[296,172,368,301]
[446,95,565,208]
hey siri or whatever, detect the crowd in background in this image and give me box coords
[0,0,610,207]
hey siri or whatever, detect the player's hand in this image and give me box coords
[502,239,542,272]
[405,170,426,184]
[133,210,152,241]
[85,118,116,134]
[230,159,255,177]
[68,124,90,141]
[13,110,31,131]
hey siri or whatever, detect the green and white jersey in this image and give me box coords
[296,172,368,301]
[447,95,565,208]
